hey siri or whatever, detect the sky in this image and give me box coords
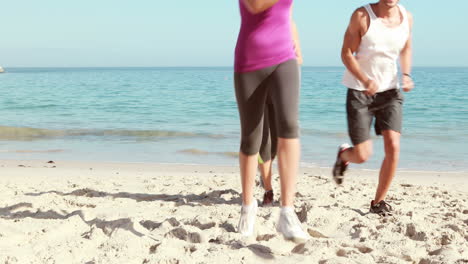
[1,0,467,67]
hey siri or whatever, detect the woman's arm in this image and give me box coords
[289,6,303,65]
[242,0,279,14]
[291,20,303,65]
[289,6,302,65]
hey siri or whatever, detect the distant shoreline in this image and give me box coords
[0,159,467,180]
[3,66,468,69]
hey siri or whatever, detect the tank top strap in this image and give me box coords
[363,4,378,20]
[398,4,409,28]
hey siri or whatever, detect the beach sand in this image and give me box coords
[0,160,467,263]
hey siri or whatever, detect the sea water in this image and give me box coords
[1,67,467,171]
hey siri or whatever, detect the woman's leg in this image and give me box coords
[277,138,300,206]
[234,66,275,236]
[269,59,301,207]
[269,59,309,242]
[258,101,275,192]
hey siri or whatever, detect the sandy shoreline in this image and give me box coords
[0,159,467,263]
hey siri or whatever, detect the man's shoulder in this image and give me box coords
[401,5,413,27]
[351,6,370,21]
[406,10,413,22]
[350,6,370,26]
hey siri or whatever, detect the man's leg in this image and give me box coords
[333,88,374,182]
[374,130,400,203]
[371,88,403,213]
[341,140,373,164]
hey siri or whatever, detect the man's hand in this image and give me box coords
[364,79,378,96]
[402,75,414,92]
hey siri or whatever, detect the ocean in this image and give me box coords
[1,67,467,171]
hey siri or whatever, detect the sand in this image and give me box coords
[0,160,467,264]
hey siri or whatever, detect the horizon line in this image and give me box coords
[3,65,468,68]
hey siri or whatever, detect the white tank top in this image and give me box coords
[343,4,410,93]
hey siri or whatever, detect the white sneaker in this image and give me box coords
[276,207,310,243]
[237,200,258,237]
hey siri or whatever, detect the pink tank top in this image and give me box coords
[234,0,296,73]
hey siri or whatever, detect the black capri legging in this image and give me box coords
[259,96,277,162]
[234,59,300,156]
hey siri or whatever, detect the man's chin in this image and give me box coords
[381,0,399,8]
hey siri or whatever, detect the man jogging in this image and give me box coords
[333,0,414,216]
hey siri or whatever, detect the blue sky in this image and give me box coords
[1,0,467,67]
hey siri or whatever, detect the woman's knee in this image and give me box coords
[240,135,262,156]
[277,119,299,139]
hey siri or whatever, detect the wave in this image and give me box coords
[0,126,224,141]
[301,128,348,138]
[0,149,65,153]
[1,104,61,110]
[179,148,238,158]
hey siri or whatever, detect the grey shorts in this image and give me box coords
[346,88,404,145]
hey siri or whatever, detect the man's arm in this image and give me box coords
[242,0,279,14]
[400,11,414,92]
[341,8,378,95]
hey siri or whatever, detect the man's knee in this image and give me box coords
[385,139,400,158]
[383,131,401,158]
[354,144,372,163]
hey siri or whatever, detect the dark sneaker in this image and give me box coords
[370,200,393,216]
[332,143,351,185]
[262,190,274,206]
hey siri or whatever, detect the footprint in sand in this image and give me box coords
[166,227,205,243]
[139,220,162,231]
[256,234,276,242]
[184,218,216,230]
[166,227,188,240]
[149,243,161,254]
[247,244,274,259]
[336,248,348,257]
[307,228,328,239]
[166,217,180,227]
[296,204,309,223]
[428,246,461,261]
[355,245,373,254]
[220,221,236,233]
[440,234,453,245]
[184,245,197,253]
[405,223,428,241]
